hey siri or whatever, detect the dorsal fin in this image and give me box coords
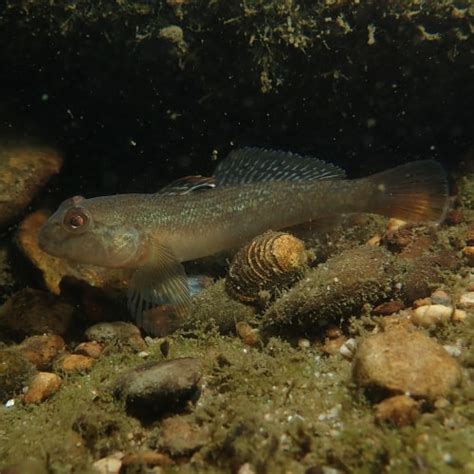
[214,147,346,186]
[157,175,216,195]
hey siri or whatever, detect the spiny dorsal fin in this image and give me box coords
[214,147,346,186]
[157,175,216,196]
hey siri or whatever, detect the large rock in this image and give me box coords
[352,326,462,400]
[0,144,62,227]
[112,357,202,417]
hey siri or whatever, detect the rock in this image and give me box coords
[372,300,404,316]
[235,321,260,346]
[463,246,474,266]
[157,416,209,456]
[17,210,131,295]
[430,289,451,306]
[339,338,357,361]
[92,453,124,474]
[374,395,420,427]
[57,354,95,373]
[121,450,173,467]
[459,291,474,309]
[352,326,462,400]
[85,321,140,342]
[112,357,202,417]
[0,349,36,401]
[17,334,65,370]
[73,341,103,359]
[0,143,62,227]
[321,335,346,356]
[23,371,62,404]
[411,304,453,328]
[264,245,398,328]
[0,288,74,338]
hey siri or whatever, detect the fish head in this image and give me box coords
[39,195,143,268]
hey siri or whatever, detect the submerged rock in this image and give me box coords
[112,357,202,417]
[23,371,62,404]
[85,321,146,351]
[352,326,462,400]
[17,334,65,370]
[0,288,74,338]
[0,349,36,402]
[374,395,420,427]
[0,143,62,227]
[263,245,398,329]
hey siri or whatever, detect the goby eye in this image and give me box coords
[64,208,89,230]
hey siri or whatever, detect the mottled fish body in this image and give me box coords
[39,148,449,334]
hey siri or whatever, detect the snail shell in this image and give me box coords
[225,231,308,304]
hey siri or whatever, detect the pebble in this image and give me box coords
[158,416,210,456]
[463,246,474,266]
[430,289,451,306]
[85,321,146,351]
[0,288,74,338]
[121,450,173,467]
[17,334,65,370]
[352,326,462,400]
[372,300,404,315]
[57,354,95,373]
[321,335,346,356]
[374,395,420,427]
[112,357,202,417]
[73,341,103,359]
[458,291,474,309]
[92,452,123,474]
[339,338,357,361]
[0,349,36,401]
[0,143,62,227]
[411,304,453,328]
[235,321,261,347]
[23,371,62,404]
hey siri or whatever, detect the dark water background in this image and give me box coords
[0,3,472,203]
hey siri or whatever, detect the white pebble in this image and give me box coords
[339,338,357,360]
[411,304,453,328]
[459,292,474,309]
[443,345,462,357]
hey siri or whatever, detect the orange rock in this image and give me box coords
[374,395,420,427]
[0,143,62,227]
[235,321,260,346]
[73,341,103,359]
[463,246,474,266]
[59,354,95,372]
[18,334,65,370]
[23,371,62,404]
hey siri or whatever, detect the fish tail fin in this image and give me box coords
[364,160,449,223]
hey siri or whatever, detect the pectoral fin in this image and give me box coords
[127,241,191,334]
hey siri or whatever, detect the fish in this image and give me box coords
[38,147,449,335]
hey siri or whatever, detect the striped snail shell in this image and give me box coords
[225,231,308,305]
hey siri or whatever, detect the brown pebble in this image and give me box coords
[59,354,95,372]
[373,300,404,316]
[353,326,462,400]
[74,341,103,359]
[18,334,65,370]
[413,297,432,308]
[23,371,62,404]
[122,451,174,467]
[326,326,342,339]
[463,246,474,266]
[321,335,346,356]
[235,321,260,346]
[374,395,420,427]
[159,416,210,456]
